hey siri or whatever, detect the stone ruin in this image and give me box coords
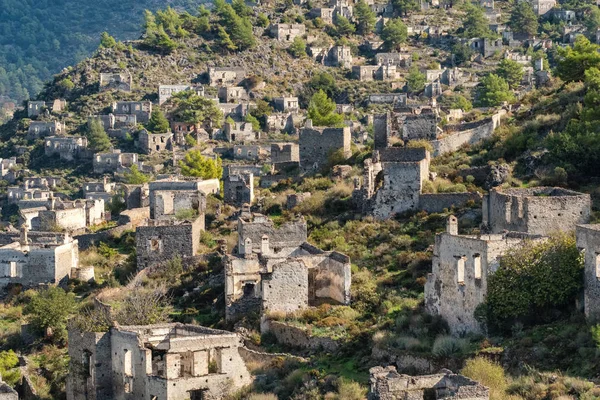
[224,210,351,322]
[368,366,489,400]
[576,224,600,323]
[299,121,351,172]
[0,375,17,400]
[99,72,132,92]
[352,147,480,220]
[426,186,591,335]
[135,180,212,269]
[223,173,254,206]
[0,227,81,290]
[424,216,544,335]
[67,323,251,400]
[482,187,591,235]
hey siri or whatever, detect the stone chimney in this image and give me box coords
[261,235,270,255]
[447,215,458,235]
[103,176,108,186]
[305,119,313,129]
[24,180,29,190]
[49,194,56,210]
[20,224,29,246]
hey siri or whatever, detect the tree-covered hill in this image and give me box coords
[0,0,204,103]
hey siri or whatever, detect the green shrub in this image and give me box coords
[431,335,467,357]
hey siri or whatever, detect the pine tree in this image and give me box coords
[406,66,426,93]
[100,32,116,48]
[478,73,515,106]
[335,15,356,36]
[289,36,307,57]
[509,1,539,37]
[381,19,408,50]
[496,58,524,89]
[179,151,223,179]
[147,110,170,133]
[87,118,112,152]
[217,26,237,52]
[307,90,344,127]
[355,0,376,35]
[462,4,493,39]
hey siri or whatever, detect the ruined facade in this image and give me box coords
[368,366,489,400]
[375,52,412,67]
[28,121,64,138]
[44,136,89,161]
[482,187,591,235]
[224,213,351,321]
[21,197,105,233]
[270,23,306,41]
[112,101,152,123]
[99,73,132,92]
[67,323,252,400]
[425,216,541,335]
[0,228,79,289]
[218,86,248,103]
[93,150,139,174]
[138,131,174,154]
[299,123,351,171]
[271,143,300,164]
[273,97,300,112]
[208,67,246,86]
[352,65,399,81]
[223,173,254,206]
[576,224,600,322]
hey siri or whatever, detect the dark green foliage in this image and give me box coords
[86,118,112,152]
[556,36,600,83]
[451,42,474,66]
[289,36,307,58]
[496,58,524,90]
[482,234,583,331]
[306,72,338,99]
[24,287,77,343]
[391,0,419,16]
[355,0,376,34]
[477,73,515,106]
[123,164,151,184]
[307,90,344,126]
[170,90,223,126]
[335,15,356,36]
[406,66,426,93]
[213,0,256,51]
[381,18,408,51]
[584,5,600,33]
[0,0,201,102]
[147,109,170,133]
[461,4,493,39]
[99,32,117,48]
[509,1,539,37]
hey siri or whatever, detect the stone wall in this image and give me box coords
[262,260,309,313]
[483,187,591,235]
[136,217,203,269]
[299,126,351,171]
[75,223,134,250]
[419,192,482,213]
[238,216,307,253]
[431,111,505,156]
[577,224,600,322]
[262,319,339,352]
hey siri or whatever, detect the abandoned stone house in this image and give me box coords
[424,216,543,335]
[218,86,248,103]
[374,111,440,148]
[0,228,79,290]
[158,84,207,105]
[27,99,67,118]
[0,157,18,183]
[23,176,61,189]
[368,366,489,400]
[531,0,556,14]
[83,178,117,204]
[28,120,64,138]
[273,97,300,112]
[223,173,254,206]
[138,130,174,154]
[7,185,52,204]
[352,65,399,81]
[91,114,137,133]
[217,102,253,120]
[233,145,265,161]
[469,38,504,57]
[375,52,412,67]
[208,67,246,86]
[266,113,299,133]
[148,180,214,220]
[367,93,407,106]
[577,224,600,322]
[222,121,256,142]
[99,72,132,92]
[67,323,252,400]
[326,45,353,68]
[354,147,429,219]
[309,7,335,23]
[424,80,443,98]
[44,136,89,161]
[269,23,306,41]
[271,143,300,165]
[136,217,204,269]
[21,197,106,233]
[93,150,139,174]
[299,122,351,171]
[224,212,352,321]
[482,187,591,235]
[330,0,354,18]
[426,68,465,87]
[112,101,152,123]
